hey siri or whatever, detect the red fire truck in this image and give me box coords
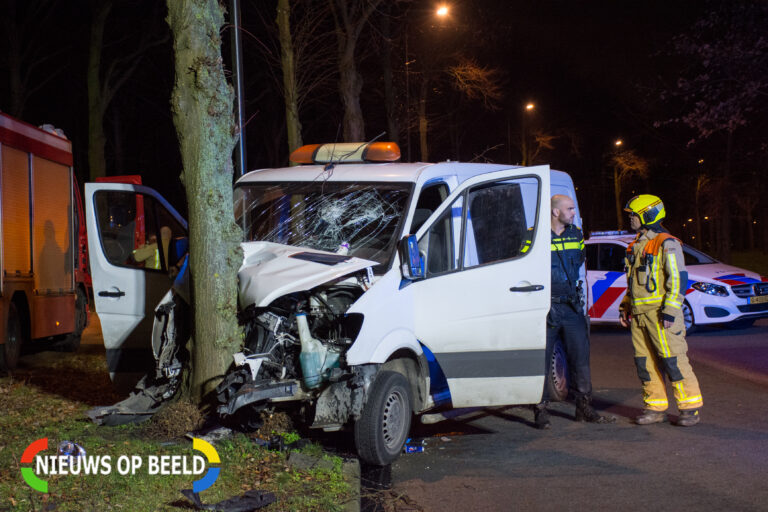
[0,112,91,371]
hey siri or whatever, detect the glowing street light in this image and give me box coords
[525,103,535,111]
[615,139,623,147]
[436,5,449,17]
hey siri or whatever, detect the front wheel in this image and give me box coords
[545,337,569,402]
[682,300,696,333]
[1,303,22,372]
[354,371,412,466]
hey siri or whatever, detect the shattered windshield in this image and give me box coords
[234,181,413,271]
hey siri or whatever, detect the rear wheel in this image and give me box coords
[60,288,87,352]
[0,303,22,372]
[354,371,412,466]
[545,337,569,402]
[682,301,696,333]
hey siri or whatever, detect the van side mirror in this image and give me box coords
[398,235,425,280]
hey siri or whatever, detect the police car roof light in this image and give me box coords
[589,230,631,237]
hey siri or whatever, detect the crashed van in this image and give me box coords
[85,142,584,465]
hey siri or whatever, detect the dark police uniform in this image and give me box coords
[546,224,592,400]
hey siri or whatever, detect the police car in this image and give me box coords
[585,231,768,330]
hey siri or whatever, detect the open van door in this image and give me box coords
[413,166,551,407]
[84,183,187,390]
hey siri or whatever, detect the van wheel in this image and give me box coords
[545,337,569,402]
[1,303,22,372]
[60,288,87,352]
[354,371,412,466]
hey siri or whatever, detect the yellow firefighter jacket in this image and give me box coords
[620,230,688,318]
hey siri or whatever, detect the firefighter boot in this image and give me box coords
[533,402,551,430]
[676,409,701,427]
[575,395,616,423]
[635,409,667,425]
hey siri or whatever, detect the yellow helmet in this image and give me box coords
[624,194,665,225]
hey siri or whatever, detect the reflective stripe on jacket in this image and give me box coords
[551,225,584,298]
[620,230,687,317]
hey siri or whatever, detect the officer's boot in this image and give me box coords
[676,408,701,427]
[575,395,616,423]
[532,402,551,430]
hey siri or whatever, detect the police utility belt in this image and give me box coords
[552,294,579,305]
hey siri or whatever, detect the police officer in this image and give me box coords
[620,195,703,426]
[533,195,614,429]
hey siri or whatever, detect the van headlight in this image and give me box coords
[691,282,729,297]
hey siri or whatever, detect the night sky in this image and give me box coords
[2,0,765,251]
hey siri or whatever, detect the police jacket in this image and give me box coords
[619,230,688,318]
[551,225,584,298]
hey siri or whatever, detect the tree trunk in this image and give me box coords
[166,0,244,403]
[380,10,399,144]
[87,0,110,180]
[614,166,623,230]
[418,77,428,162]
[718,131,734,262]
[276,0,303,160]
[338,42,365,141]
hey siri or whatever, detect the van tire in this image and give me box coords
[1,303,22,372]
[545,337,569,402]
[354,371,412,466]
[60,288,87,352]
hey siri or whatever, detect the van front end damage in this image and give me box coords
[215,278,380,432]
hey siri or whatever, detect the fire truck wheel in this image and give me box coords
[1,303,22,372]
[60,288,87,352]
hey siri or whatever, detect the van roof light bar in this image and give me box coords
[289,142,401,164]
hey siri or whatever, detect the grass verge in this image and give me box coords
[0,346,353,511]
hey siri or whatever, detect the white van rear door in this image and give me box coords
[84,183,187,390]
[413,166,551,407]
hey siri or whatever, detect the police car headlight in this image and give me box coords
[691,282,729,297]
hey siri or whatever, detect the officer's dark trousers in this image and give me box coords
[545,302,592,400]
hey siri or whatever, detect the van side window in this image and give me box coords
[463,177,539,267]
[585,243,599,270]
[419,196,463,276]
[410,182,449,234]
[93,191,186,273]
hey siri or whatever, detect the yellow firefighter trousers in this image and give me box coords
[631,310,703,411]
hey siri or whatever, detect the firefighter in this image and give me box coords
[619,194,703,426]
[533,194,614,429]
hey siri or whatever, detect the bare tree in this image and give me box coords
[0,0,66,117]
[166,0,243,402]
[328,0,384,141]
[610,148,649,230]
[87,0,168,180]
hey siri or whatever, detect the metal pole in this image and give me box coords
[230,0,246,177]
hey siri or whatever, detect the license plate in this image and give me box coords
[749,295,768,305]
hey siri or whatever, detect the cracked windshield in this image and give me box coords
[235,182,412,271]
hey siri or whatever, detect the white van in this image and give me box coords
[85,142,584,465]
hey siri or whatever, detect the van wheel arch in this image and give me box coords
[381,350,429,413]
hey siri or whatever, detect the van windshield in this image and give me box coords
[234,181,413,271]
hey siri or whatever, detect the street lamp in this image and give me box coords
[615,139,623,147]
[520,102,535,165]
[436,5,449,17]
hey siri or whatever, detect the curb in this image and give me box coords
[342,458,361,512]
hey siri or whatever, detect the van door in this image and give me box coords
[84,183,187,390]
[413,166,550,407]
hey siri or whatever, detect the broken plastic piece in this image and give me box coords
[180,488,276,511]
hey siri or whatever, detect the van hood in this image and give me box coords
[238,241,378,308]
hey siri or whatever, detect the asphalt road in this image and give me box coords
[391,319,768,512]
